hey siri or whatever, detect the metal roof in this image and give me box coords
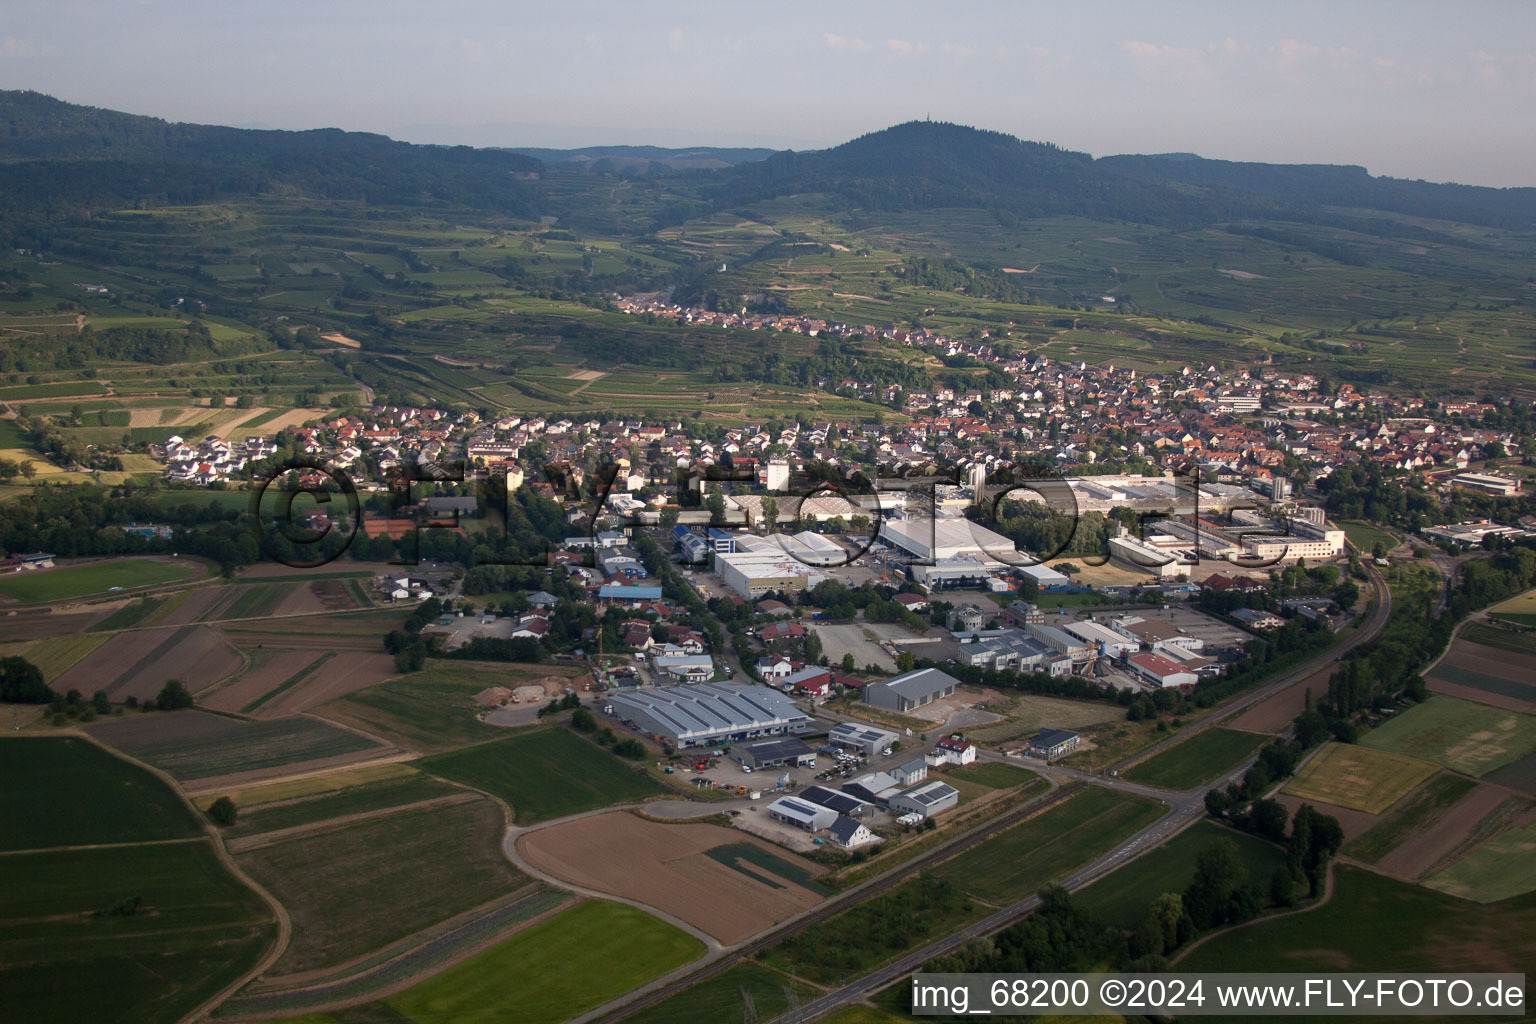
[870,667,960,700]
[607,683,811,740]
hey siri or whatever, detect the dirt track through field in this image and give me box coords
[517,811,827,945]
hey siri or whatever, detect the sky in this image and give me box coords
[4,1,1536,186]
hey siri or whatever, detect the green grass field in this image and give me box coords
[940,761,1044,790]
[0,736,203,851]
[931,786,1164,904]
[0,842,276,1024]
[622,962,817,1024]
[1076,821,1288,930]
[1362,695,1536,777]
[1178,865,1536,974]
[235,796,527,973]
[0,737,275,1024]
[1282,742,1440,814]
[318,663,524,753]
[416,727,665,823]
[0,558,198,603]
[383,900,703,1024]
[1123,728,1269,790]
[1344,772,1478,864]
[1424,822,1536,903]
[1340,519,1396,554]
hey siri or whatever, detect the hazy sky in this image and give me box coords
[5,1,1536,186]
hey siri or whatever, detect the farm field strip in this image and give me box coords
[0,737,276,1024]
[1361,695,1536,777]
[234,796,531,974]
[1424,820,1536,903]
[929,785,1165,904]
[87,708,387,782]
[1282,742,1440,815]
[1123,728,1269,790]
[518,811,828,945]
[416,727,665,821]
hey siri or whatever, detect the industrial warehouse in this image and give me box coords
[604,682,816,748]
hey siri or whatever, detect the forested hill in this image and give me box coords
[5,92,1535,233]
[718,121,1190,225]
[1099,152,1536,230]
[0,90,542,216]
[507,145,773,172]
[719,120,1536,230]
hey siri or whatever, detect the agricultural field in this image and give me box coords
[1178,866,1536,975]
[235,796,528,973]
[313,662,554,753]
[239,651,398,719]
[1344,772,1478,865]
[201,649,331,714]
[0,737,275,1024]
[1077,820,1288,930]
[1282,742,1440,815]
[0,736,203,851]
[1487,588,1536,627]
[1427,632,1536,711]
[1361,695,1536,777]
[14,631,108,681]
[518,811,828,944]
[930,786,1164,904]
[203,760,418,810]
[1424,821,1536,903]
[52,622,242,702]
[621,962,817,1024]
[416,727,666,823]
[221,767,460,840]
[87,709,387,783]
[1484,751,1536,797]
[1122,728,1269,791]
[86,596,166,632]
[378,900,704,1024]
[0,556,199,604]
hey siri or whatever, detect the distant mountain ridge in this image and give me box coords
[3,91,1534,232]
[0,90,541,217]
[507,145,773,172]
[719,120,1536,230]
